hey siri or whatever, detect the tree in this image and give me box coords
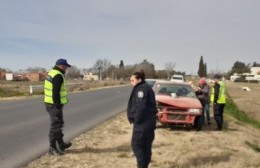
[231,61,250,74]
[135,59,156,78]
[93,59,112,79]
[66,65,81,79]
[26,67,46,73]
[155,70,168,79]
[164,62,175,79]
[119,60,124,68]
[226,61,251,79]
[197,56,207,77]
[252,62,260,67]
[204,63,207,77]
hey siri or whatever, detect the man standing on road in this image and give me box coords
[211,74,226,131]
[127,70,157,168]
[44,58,72,155]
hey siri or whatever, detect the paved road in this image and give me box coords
[0,85,131,168]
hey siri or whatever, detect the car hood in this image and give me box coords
[156,95,202,109]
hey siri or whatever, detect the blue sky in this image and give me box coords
[0,0,259,74]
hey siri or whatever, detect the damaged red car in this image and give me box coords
[153,81,202,129]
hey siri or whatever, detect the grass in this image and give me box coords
[225,97,260,129]
[0,87,25,97]
[245,141,260,153]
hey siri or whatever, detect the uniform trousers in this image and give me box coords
[213,103,225,130]
[45,103,64,147]
[131,119,156,168]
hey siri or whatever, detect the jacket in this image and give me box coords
[127,81,157,124]
[44,67,68,106]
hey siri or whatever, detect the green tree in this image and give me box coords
[227,61,251,79]
[231,61,250,74]
[119,60,124,68]
[252,62,260,67]
[197,56,207,77]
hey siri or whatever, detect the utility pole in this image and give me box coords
[98,66,102,81]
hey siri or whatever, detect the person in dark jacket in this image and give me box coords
[195,77,211,126]
[44,58,72,155]
[127,71,157,168]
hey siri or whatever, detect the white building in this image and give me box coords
[250,67,260,75]
[83,73,99,81]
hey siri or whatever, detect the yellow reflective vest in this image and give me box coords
[210,81,226,104]
[44,69,68,104]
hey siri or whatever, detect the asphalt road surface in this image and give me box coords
[0,85,131,168]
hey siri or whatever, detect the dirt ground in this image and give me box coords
[23,82,260,168]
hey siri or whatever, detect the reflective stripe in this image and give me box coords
[210,88,214,103]
[44,69,68,104]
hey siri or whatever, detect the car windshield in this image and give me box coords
[146,79,157,88]
[154,83,196,98]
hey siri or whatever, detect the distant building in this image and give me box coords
[251,67,260,75]
[6,73,13,81]
[25,71,47,82]
[230,67,260,82]
[3,71,47,81]
[83,73,99,81]
[0,71,6,80]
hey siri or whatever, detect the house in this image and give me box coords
[250,67,260,75]
[83,73,99,81]
[0,71,6,80]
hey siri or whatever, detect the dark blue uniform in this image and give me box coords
[127,81,157,168]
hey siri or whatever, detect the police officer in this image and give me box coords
[210,74,226,131]
[44,58,72,155]
[127,71,157,168]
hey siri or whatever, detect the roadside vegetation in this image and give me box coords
[225,98,260,129]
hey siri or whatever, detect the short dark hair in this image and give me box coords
[132,70,145,82]
[213,74,221,79]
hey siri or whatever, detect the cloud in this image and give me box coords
[0,0,260,73]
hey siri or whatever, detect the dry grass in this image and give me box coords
[225,82,260,121]
[24,114,260,168]
[21,81,260,168]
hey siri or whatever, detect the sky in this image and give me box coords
[0,0,259,74]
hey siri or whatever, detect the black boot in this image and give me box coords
[137,162,148,168]
[49,146,63,156]
[57,140,72,152]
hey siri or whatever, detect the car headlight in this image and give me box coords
[188,109,201,113]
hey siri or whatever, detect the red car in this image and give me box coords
[153,81,202,129]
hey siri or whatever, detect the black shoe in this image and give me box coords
[49,147,63,156]
[58,142,72,152]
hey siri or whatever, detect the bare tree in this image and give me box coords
[66,65,81,79]
[93,59,112,79]
[165,62,175,79]
[26,67,46,73]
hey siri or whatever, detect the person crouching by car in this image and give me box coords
[127,70,157,168]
